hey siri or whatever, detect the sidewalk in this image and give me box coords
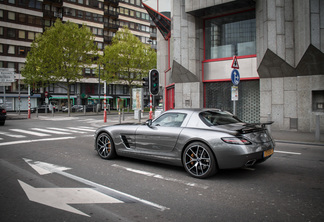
[6,112,324,146]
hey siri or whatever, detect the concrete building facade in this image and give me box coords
[0,0,154,111]
[155,0,324,133]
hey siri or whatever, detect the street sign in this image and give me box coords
[231,86,238,101]
[0,69,15,83]
[231,56,239,69]
[231,69,240,86]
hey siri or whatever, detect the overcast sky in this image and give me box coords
[142,0,171,12]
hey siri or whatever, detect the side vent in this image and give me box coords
[120,135,131,149]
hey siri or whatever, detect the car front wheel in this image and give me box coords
[182,142,217,179]
[96,133,116,159]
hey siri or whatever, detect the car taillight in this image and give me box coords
[221,137,252,145]
[2,109,6,114]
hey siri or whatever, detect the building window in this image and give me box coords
[8,45,15,54]
[8,11,15,20]
[7,28,16,38]
[0,44,3,54]
[18,14,26,23]
[28,32,35,40]
[18,46,25,55]
[18,63,25,73]
[19,30,25,39]
[312,91,324,112]
[0,10,3,18]
[204,10,256,60]
[8,62,15,69]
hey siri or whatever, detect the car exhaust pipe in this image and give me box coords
[245,159,256,167]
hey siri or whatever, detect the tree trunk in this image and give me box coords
[67,80,71,117]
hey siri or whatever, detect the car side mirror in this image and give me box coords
[146,119,152,127]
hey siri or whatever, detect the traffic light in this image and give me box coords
[142,77,149,88]
[149,69,159,95]
[30,90,34,96]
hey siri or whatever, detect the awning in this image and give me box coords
[89,95,113,99]
[0,93,41,98]
[118,96,130,99]
[49,95,77,99]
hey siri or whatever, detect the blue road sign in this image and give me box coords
[231,69,240,86]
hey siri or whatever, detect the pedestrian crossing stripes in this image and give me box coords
[0,126,97,141]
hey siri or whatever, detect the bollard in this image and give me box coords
[84,105,86,115]
[52,108,54,117]
[138,109,141,123]
[119,109,121,124]
[267,113,272,134]
[36,108,38,118]
[122,108,125,121]
[315,115,320,142]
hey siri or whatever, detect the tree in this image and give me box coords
[100,27,157,109]
[22,19,98,116]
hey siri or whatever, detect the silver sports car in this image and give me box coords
[94,109,275,179]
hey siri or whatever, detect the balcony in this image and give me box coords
[43,10,63,19]
[43,0,63,6]
[104,0,119,7]
[104,23,119,32]
[104,10,119,19]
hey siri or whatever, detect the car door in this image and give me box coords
[135,112,187,153]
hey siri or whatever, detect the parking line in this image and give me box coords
[112,164,209,189]
[10,129,50,137]
[0,137,75,146]
[31,128,71,135]
[275,150,301,155]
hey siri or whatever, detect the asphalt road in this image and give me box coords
[0,115,323,222]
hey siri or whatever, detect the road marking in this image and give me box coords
[19,180,123,217]
[0,131,26,138]
[275,150,301,155]
[10,129,50,137]
[0,137,75,146]
[47,127,87,134]
[67,127,95,132]
[112,164,209,189]
[31,128,71,135]
[23,159,169,213]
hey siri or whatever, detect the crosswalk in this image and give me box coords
[0,126,96,141]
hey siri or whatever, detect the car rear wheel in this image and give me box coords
[182,142,217,179]
[96,133,116,159]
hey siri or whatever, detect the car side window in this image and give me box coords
[152,113,187,127]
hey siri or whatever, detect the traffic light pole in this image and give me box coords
[149,94,153,119]
[104,81,107,123]
[28,84,31,119]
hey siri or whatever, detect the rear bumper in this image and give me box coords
[214,140,275,169]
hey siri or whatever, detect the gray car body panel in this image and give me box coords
[94,109,275,169]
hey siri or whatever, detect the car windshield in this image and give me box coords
[199,111,242,126]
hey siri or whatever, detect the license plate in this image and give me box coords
[263,148,274,157]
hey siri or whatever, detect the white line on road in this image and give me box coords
[47,127,87,134]
[67,127,95,132]
[0,131,26,138]
[112,164,209,189]
[31,128,71,135]
[0,137,75,146]
[10,129,50,137]
[275,150,301,155]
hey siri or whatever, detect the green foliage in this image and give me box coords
[22,19,98,88]
[99,27,157,86]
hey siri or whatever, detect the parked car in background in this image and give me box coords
[30,105,55,113]
[0,106,7,126]
[62,105,84,112]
